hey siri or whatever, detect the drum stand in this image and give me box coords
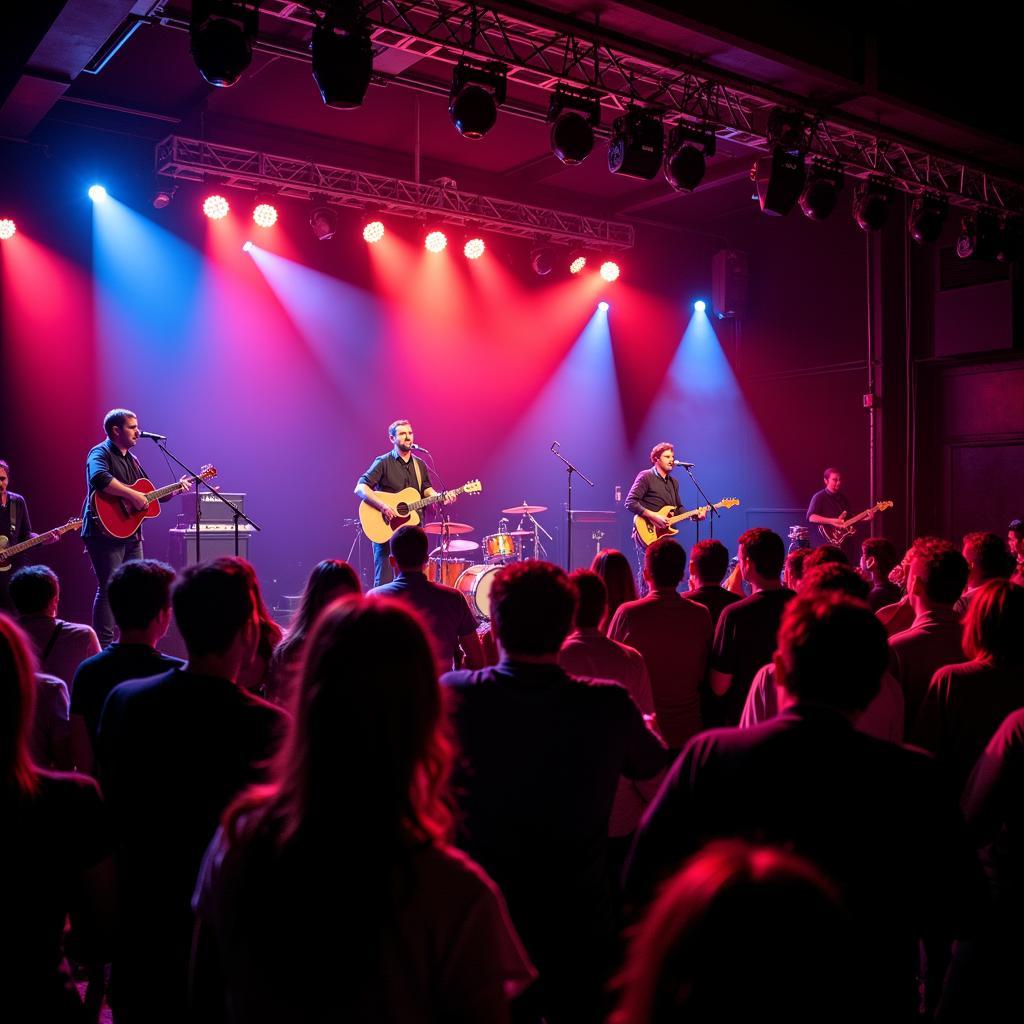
[519,510,553,561]
[342,518,371,590]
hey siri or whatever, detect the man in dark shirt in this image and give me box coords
[683,538,741,627]
[442,561,666,1023]
[806,466,871,561]
[860,536,902,611]
[0,458,58,610]
[97,557,286,1024]
[369,524,484,669]
[70,559,182,773]
[354,418,450,587]
[81,408,191,646]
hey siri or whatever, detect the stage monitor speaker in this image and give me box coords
[168,527,251,568]
[712,249,748,318]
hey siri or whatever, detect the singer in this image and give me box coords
[623,442,704,594]
[354,418,453,587]
[81,408,192,646]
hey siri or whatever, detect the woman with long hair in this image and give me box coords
[191,596,534,1022]
[1,613,114,1022]
[592,549,638,633]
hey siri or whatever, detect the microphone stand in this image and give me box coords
[416,448,448,583]
[684,465,718,540]
[151,440,260,561]
[550,442,594,571]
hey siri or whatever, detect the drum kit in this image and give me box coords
[426,501,554,621]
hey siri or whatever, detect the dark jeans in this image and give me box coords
[372,540,394,588]
[632,533,649,597]
[85,535,143,647]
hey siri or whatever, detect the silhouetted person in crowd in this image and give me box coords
[1,613,115,1023]
[591,548,638,634]
[97,557,287,1024]
[70,559,181,774]
[954,531,1015,617]
[861,537,902,611]
[1009,518,1024,586]
[235,559,283,697]
[609,538,713,752]
[266,558,360,706]
[191,596,534,1023]
[683,539,741,627]
[877,544,917,635]
[784,547,810,591]
[625,594,986,1017]
[443,561,666,1023]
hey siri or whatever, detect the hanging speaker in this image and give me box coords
[712,250,748,318]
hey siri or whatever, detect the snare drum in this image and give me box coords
[483,532,517,563]
[455,563,502,620]
[428,557,470,588]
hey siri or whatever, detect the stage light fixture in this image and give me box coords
[252,196,278,228]
[799,161,844,220]
[754,107,808,216]
[547,83,600,165]
[152,188,175,210]
[598,301,609,312]
[203,194,230,220]
[309,204,338,240]
[530,245,555,276]
[608,108,664,180]
[311,1,373,109]
[599,260,620,282]
[907,193,948,244]
[956,211,1001,261]
[449,59,506,140]
[242,240,254,252]
[464,237,485,260]
[363,220,384,243]
[88,184,108,203]
[0,218,15,240]
[852,177,894,231]
[568,252,587,274]
[663,122,716,192]
[190,0,257,87]
[694,300,706,313]
[425,230,448,253]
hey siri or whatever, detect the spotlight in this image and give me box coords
[242,240,254,252]
[799,161,844,221]
[956,210,1001,261]
[694,300,706,313]
[907,193,948,245]
[852,177,894,231]
[568,252,587,275]
[252,196,278,228]
[203,194,230,220]
[531,246,555,276]
[449,59,506,140]
[362,220,385,243]
[608,108,664,180]
[663,122,716,192]
[463,237,485,260]
[311,1,373,109]
[88,184,108,203]
[309,204,338,241]
[547,83,600,166]
[754,107,808,216]
[0,218,15,240]
[189,0,258,88]
[152,189,174,210]
[599,260,621,282]
[425,230,447,253]
[598,301,609,312]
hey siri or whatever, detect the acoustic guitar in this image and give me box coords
[634,498,741,547]
[817,501,893,545]
[92,465,217,540]
[0,517,83,572]
[359,480,482,545]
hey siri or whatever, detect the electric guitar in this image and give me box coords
[634,498,741,547]
[817,500,894,545]
[359,480,483,544]
[0,517,83,572]
[92,465,217,540]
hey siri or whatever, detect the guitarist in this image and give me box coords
[354,419,452,587]
[81,409,192,646]
[624,442,703,595]
[0,458,59,610]
[806,467,873,561]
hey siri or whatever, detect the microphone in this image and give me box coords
[140,430,167,441]
[410,443,431,453]
[673,459,695,469]
[550,441,560,453]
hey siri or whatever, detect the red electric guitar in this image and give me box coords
[92,464,217,540]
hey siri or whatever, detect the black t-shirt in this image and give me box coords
[358,449,433,497]
[683,584,742,628]
[806,487,852,524]
[70,643,185,746]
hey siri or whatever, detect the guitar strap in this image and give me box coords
[413,457,423,495]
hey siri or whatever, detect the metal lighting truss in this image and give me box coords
[144,0,1024,215]
[155,135,636,248]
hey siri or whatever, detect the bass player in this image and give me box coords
[806,466,874,561]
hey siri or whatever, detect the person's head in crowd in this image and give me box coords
[737,528,785,588]
[0,613,38,795]
[800,563,871,602]
[860,537,899,584]
[906,537,969,611]
[774,595,889,715]
[962,579,1024,667]
[8,565,59,618]
[689,539,730,590]
[887,545,915,593]
[1007,519,1024,562]
[962,532,1015,588]
[613,840,860,1024]
[231,559,282,692]
[569,569,608,631]
[592,549,637,630]
[226,595,451,850]
[173,558,258,676]
[644,538,687,591]
[491,561,577,658]
[784,549,810,591]
[803,545,848,572]
[283,559,361,647]
[108,559,175,642]
[389,524,430,573]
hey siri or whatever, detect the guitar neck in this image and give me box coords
[667,505,711,525]
[146,481,185,504]
[407,486,463,512]
[1,523,77,559]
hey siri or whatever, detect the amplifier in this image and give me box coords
[180,492,245,525]
[168,526,252,568]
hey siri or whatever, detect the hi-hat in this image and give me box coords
[501,503,548,515]
[429,539,479,554]
[423,521,474,535]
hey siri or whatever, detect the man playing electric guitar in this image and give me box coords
[624,442,704,595]
[354,419,455,587]
[806,466,874,561]
[0,458,61,610]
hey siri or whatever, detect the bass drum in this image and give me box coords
[455,563,502,621]
[428,557,470,588]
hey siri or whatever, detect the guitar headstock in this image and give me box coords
[64,518,84,531]
[199,464,218,481]
[463,480,482,494]
[719,498,740,509]
[876,500,894,512]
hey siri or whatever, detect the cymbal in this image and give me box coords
[423,521,474,536]
[501,503,548,515]
[429,540,479,554]
[506,530,533,537]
